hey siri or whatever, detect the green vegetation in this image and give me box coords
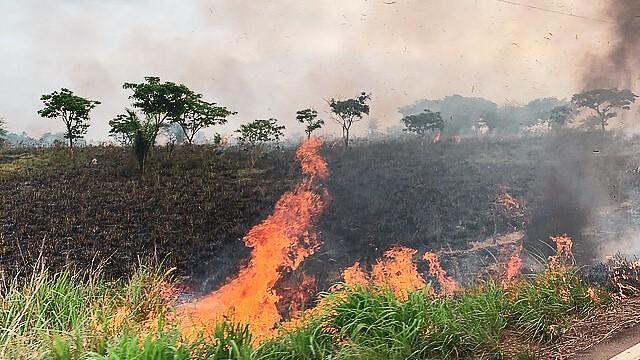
[401,109,445,136]
[236,118,286,146]
[0,264,606,359]
[296,108,324,140]
[571,88,638,132]
[37,88,100,148]
[329,92,371,147]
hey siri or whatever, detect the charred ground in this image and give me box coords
[1,132,639,293]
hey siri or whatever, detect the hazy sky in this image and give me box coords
[0,0,620,140]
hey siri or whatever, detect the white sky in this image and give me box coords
[0,0,619,140]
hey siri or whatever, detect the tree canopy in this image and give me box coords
[549,105,575,129]
[108,109,156,173]
[402,109,444,136]
[571,88,638,132]
[122,77,192,144]
[329,92,371,147]
[174,96,236,145]
[38,88,100,148]
[296,108,324,139]
[236,118,285,145]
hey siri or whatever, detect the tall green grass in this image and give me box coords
[0,265,604,359]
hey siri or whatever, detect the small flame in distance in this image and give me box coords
[503,244,524,286]
[548,234,573,268]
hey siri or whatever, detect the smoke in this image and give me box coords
[0,0,608,141]
[525,140,604,264]
[582,0,640,90]
[524,131,640,264]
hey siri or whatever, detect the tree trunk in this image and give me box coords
[66,124,74,149]
[344,128,350,148]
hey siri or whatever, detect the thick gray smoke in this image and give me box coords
[582,0,640,90]
[525,133,611,264]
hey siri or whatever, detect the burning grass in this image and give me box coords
[0,262,615,359]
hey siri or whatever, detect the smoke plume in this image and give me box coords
[582,0,640,90]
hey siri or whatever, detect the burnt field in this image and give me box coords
[1,132,640,292]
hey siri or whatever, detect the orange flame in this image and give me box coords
[496,187,525,219]
[342,261,369,287]
[180,138,329,341]
[548,234,573,268]
[423,252,458,294]
[433,132,442,144]
[371,247,426,299]
[503,244,523,285]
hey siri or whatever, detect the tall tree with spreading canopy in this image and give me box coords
[571,88,637,132]
[401,109,444,136]
[296,108,324,139]
[122,76,192,145]
[173,95,236,145]
[329,92,371,147]
[38,88,100,148]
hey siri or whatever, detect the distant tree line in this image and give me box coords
[0,81,633,172]
[399,88,638,136]
[29,76,378,173]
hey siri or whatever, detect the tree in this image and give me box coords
[236,118,285,145]
[173,96,236,145]
[108,109,155,173]
[329,92,371,147]
[571,88,638,132]
[401,109,444,136]
[109,109,140,146]
[38,88,100,148]
[123,76,192,145]
[0,117,7,145]
[549,105,575,129]
[296,108,324,139]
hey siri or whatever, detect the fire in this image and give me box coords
[548,234,573,267]
[371,247,426,299]
[433,132,441,144]
[180,138,329,341]
[503,244,523,285]
[423,252,458,294]
[496,187,526,219]
[342,261,369,287]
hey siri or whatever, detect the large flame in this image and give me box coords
[371,247,426,299]
[342,261,369,287]
[341,248,460,297]
[180,138,329,341]
[423,252,458,294]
